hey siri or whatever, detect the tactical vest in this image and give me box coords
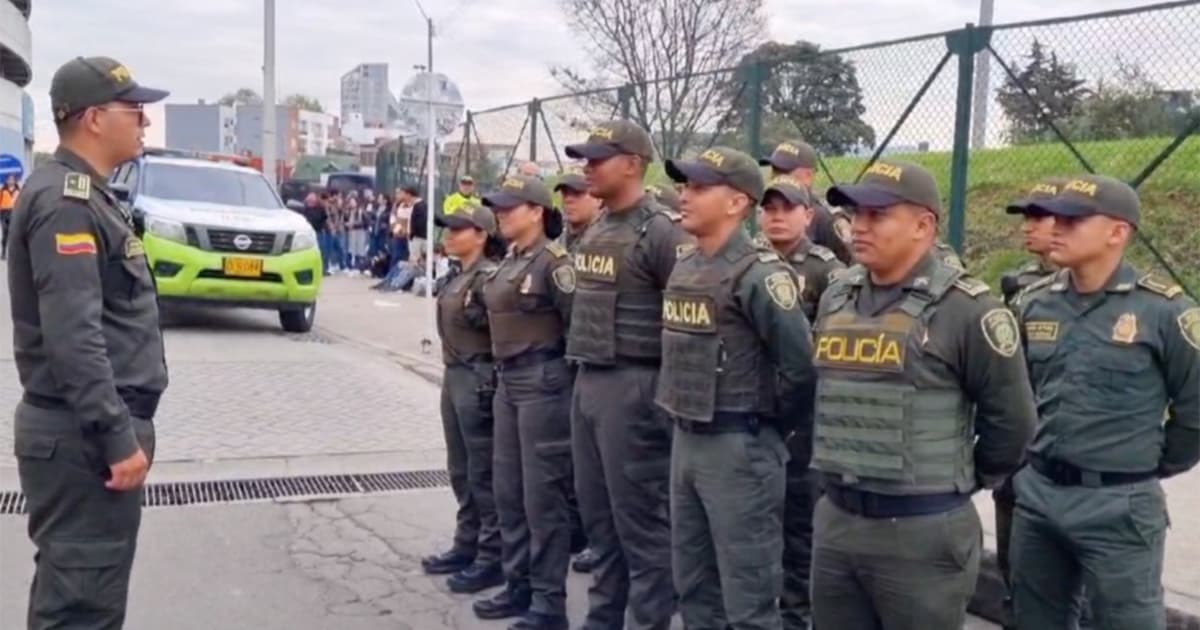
[654,249,775,422]
[483,247,564,360]
[566,206,666,364]
[437,261,496,365]
[812,264,976,495]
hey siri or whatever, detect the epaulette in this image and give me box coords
[808,245,836,262]
[952,276,990,297]
[1137,274,1183,299]
[1011,274,1058,310]
[756,248,781,264]
[63,172,92,201]
[546,242,569,259]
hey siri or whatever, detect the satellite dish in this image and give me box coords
[397,72,464,139]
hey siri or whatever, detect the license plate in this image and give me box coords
[223,257,263,278]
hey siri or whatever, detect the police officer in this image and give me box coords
[645,183,681,216]
[564,120,689,630]
[8,56,170,630]
[810,160,1037,630]
[476,175,577,630]
[659,147,816,630]
[1010,175,1199,630]
[756,175,844,630]
[555,168,602,254]
[422,205,506,594]
[759,139,851,264]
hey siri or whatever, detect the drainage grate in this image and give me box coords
[0,469,450,515]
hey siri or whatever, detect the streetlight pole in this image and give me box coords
[971,0,995,149]
[263,0,277,186]
[415,1,438,353]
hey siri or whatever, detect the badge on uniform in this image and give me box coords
[552,265,576,294]
[765,271,798,311]
[1111,313,1138,344]
[981,308,1019,357]
[795,275,807,297]
[1025,321,1059,343]
[676,243,695,258]
[124,237,145,258]
[1178,307,1200,351]
[519,274,533,294]
[55,232,97,256]
[63,173,92,200]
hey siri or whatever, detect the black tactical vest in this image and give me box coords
[654,246,776,422]
[437,260,496,365]
[566,204,667,365]
[483,243,565,360]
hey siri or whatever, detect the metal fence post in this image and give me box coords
[529,99,540,163]
[464,111,473,177]
[746,62,765,160]
[618,85,633,119]
[945,23,991,254]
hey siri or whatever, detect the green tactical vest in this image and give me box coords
[812,263,976,495]
[437,261,496,365]
[654,247,775,422]
[482,247,564,361]
[566,204,669,365]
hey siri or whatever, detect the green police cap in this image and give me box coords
[553,169,589,194]
[435,204,498,236]
[565,120,655,162]
[50,56,169,122]
[1027,174,1140,228]
[759,139,818,173]
[762,175,813,207]
[483,174,556,211]
[645,183,681,212]
[1005,177,1069,215]
[665,147,765,204]
[826,160,942,215]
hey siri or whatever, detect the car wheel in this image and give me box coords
[279,303,316,333]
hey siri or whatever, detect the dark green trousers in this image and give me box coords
[1010,466,1166,630]
[781,462,819,630]
[671,424,788,630]
[811,496,981,630]
[14,402,156,630]
[440,362,500,566]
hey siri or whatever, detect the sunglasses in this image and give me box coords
[95,103,147,124]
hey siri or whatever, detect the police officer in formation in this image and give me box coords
[8,56,170,630]
[477,175,578,630]
[645,183,681,216]
[755,174,843,630]
[564,121,690,629]
[809,160,1037,630]
[759,139,851,265]
[1009,174,1199,630]
[423,205,506,595]
[658,147,816,630]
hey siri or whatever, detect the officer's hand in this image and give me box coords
[106,447,150,491]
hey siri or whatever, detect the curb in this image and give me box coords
[316,325,445,386]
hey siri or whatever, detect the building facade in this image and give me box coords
[297,109,338,156]
[340,63,397,128]
[1,0,33,180]
[164,102,238,154]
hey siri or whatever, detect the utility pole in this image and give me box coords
[415,1,438,353]
[262,0,277,187]
[970,0,995,149]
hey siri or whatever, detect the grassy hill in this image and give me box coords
[645,135,1199,293]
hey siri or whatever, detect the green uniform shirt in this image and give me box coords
[1020,263,1200,477]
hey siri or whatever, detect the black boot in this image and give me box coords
[473,584,532,620]
[421,549,474,576]
[571,548,597,574]
[508,611,568,630]
[447,562,504,594]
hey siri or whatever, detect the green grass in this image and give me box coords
[647,136,1200,293]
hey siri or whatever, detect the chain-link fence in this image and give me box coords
[454,1,1199,294]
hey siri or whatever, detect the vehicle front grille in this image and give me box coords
[197,269,283,283]
[205,229,277,254]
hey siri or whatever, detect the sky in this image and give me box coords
[24,0,1175,152]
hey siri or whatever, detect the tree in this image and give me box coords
[996,40,1088,144]
[552,0,767,159]
[284,94,324,113]
[218,88,263,107]
[1066,58,1177,141]
[719,41,876,157]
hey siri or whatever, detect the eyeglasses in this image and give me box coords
[95,104,147,124]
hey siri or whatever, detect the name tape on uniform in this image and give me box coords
[1025,321,1059,343]
[663,294,717,333]
[814,329,906,373]
[575,249,619,283]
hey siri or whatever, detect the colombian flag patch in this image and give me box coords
[55,233,97,256]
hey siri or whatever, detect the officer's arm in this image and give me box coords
[1159,300,1200,477]
[546,256,575,329]
[738,264,817,439]
[646,216,692,289]
[957,298,1037,488]
[27,200,138,465]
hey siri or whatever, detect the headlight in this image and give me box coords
[291,229,318,251]
[146,217,187,244]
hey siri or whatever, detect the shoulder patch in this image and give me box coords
[1178,307,1200,351]
[55,232,97,256]
[546,242,569,259]
[980,308,1020,358]
[765,271,799,311]
[552,264,576,294]
[809,245,836,262]
[953,277,990,297]
[1137,274,1183,299]
[63,173,91,200]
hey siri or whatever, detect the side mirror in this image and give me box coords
[110,185,131,202]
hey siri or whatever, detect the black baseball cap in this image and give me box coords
[666,146,765,203]
[1027,174,1140,228]
[483,175,556,211]
[565,120,655,161]
[1006,177,1068,215]
[51,56,169,121]
[436,204,498,236]
[762,175,813,207]
[759,140,818,173]
[645,183,681,212]
[826,160,942,215]
[554,170,588,194]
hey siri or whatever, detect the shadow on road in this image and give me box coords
[159,304,279,334]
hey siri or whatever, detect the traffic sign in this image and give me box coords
[0,154,23,181]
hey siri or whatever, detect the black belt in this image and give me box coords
[824,484,969,519]
[446,354,493,369]
[675,412,761,435]
[23,388,161,421]
[497,349,564,371]
[576,356,661,370]
[1030,455,1157,487]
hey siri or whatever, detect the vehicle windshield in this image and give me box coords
[143,162,282,208]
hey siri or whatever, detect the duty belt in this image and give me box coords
[497,348,564,371]
[824,483,969,519]
[1030,454,1157,488]
[675,412,761,435]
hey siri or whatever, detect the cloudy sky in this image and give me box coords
[25,0,1171,151]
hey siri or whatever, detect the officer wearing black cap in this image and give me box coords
[659,147,816,629]
[422,205,506,595]
[809,160,1036,630]
[760,140,852,265]
[1000,178,1065,309]
[476,175,576,630]
[1010,174,1199,630]
[7,55,170,629]
[756,174,843,630]
[554,168,601,255]
[564,120,688,629]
